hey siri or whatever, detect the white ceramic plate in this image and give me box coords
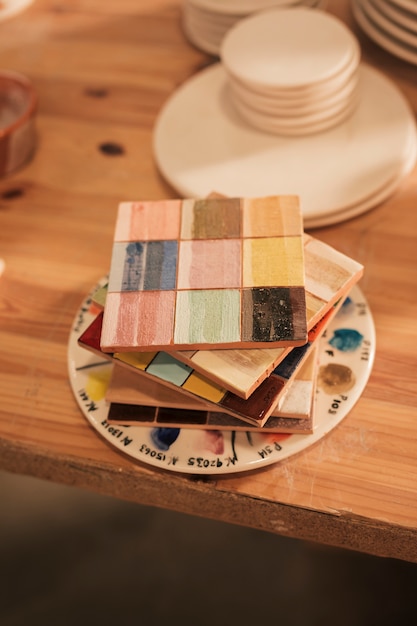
[231,91,359,136]
[0,0,33,21]
[353,0,417,65]
[389,0,417,14]
[220,8,358,90]
[68,281,375,475]
[304,126,417,227]
[378,0,417,33]
[183,15,228,55]
[153,62,416,224]
[190,0,303,15]
[182,0,327,55]
[185,3,241,26]
[229,68,359,114]
[362,0,417,48]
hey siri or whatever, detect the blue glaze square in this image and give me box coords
[146,352,192,386]
[108,241,178,292]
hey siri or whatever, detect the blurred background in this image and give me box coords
[1,469,416,626]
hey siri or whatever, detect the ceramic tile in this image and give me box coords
[172,234,363,397]
[105,347,317,434]
[78,300,337,427]
[93,233,363,399]
[106,344,317,421]
[100,195,307,353]
[106,403,315,434]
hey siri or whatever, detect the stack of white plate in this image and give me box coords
[154,7,417,228]
[221,8,360,136]
[352,0,417,65]
[182,0,327,55]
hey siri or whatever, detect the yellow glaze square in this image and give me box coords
[243,236,304,287]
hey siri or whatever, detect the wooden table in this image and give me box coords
[1,0,416,563]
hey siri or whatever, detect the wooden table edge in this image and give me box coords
[2,437,416,563]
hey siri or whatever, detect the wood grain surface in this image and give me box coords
[0,0,416,562]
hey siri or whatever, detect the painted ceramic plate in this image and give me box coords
[153,62,415,225]
[68,280,375,475]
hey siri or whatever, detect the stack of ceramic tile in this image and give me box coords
[77,195,364,437]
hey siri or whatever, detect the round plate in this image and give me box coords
[362,0,417,48]
[182,13,230,55]
[153,62,416,224]
[231,91,358,136]
[220,8,358,90]
[229,55,359,108]
[378,0,417,34]
[353,0,417,65]
[389,0,417,14]
[304,126,417,227]
[0,0,33,21]
[190,0,302,15]
[68,281,375,475]
[182,0,328,55]
[230,74,359,117]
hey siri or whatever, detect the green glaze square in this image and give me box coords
[146,352,193,386]
[174,290,241,347]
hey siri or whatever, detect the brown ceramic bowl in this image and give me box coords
[0,70,37,177]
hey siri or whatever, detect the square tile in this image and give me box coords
[109,241,178,292]
[79,310,323,427]
[174,289,241,346]
[243,236,304,287]
[115,200,181,241]
[98,231,363,399]
[180,197,241,239]
[177,239,241,289]
[101,196,307,352]
[101,291,176,350]
[242,195,301,237]
[241,287,306,343]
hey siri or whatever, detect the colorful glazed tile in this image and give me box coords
[93,232,363,398]
[174,289,241,345]
[100,195,307,352]
[91,283,108,310]
[105,347,318,434]
[78,298,338,426]
[114,200,182,241]
[172,234,363,397]
[177,239,241,289]
[106,402,314,434]
[79,309,287,426]
[104,290,176,349]
[106,344,317,421]
[303,234,364,320]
